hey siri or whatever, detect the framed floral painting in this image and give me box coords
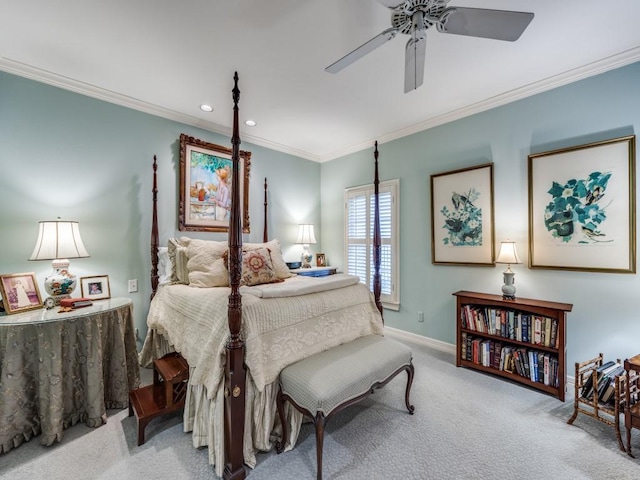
[528,135,636,273]
[430,163,495,265]
[179,134,251,233]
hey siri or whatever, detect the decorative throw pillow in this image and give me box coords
[157,247,170,285]
[244,239,292,279]
[239,248,280,286]
[185,238,230,287]
[167,237,191,284]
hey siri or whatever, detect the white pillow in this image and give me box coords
[186,238,229,287]
[244,239,292,279]
[168,237,190,284]
[157,247,170,285]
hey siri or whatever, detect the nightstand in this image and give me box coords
[290,266,338,277]
[0,298,140,449]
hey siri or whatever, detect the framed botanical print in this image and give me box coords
[431,163,495,265]
[528,135,636,273]
[0,272,43,314]
[179,134,251,233]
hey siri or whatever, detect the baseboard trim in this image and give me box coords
[383,326,575,399]
[383,326,455,354]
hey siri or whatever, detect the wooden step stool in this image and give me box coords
[129,352,189,446]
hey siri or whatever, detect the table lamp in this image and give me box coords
[296,224,317,268]
[495,240,522,300]
[29,219,90,306]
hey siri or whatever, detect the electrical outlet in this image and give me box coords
[128,279,138,293]
[418,311,424,322]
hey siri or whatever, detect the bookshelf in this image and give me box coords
[453,291,573,401]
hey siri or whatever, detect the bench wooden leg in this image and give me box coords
[405,364,415,414]
[314,412,327,480]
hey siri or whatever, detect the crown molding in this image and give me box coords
[0,57,320,163]
[319,46,640,162]
[3,48,639,165]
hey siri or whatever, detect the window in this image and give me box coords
[344,179,399,310]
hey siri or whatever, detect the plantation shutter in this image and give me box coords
[345,179,399,308]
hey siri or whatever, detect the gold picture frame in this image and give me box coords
[316,253,326,267]
[528,135,636,273]
[0,272,43,314]
[430,163,495,265]
[80,275,111,300]
[179,134,251,233]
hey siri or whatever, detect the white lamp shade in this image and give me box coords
[495,241,522,265]
[296,224,317,245]
[29,220,90,260]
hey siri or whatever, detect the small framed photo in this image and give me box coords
[81,275,111,300]
[0,272,43,314]
[316,253,326,267]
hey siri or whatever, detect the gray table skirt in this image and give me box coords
[0,302,140,453]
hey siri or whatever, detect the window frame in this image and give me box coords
[344,178,400,311]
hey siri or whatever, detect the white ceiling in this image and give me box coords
[2,0,640,162]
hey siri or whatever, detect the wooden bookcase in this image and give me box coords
[453,291,573,401]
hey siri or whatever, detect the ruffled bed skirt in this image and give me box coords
[140,329,303,477]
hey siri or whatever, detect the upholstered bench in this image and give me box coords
[275,334,415,480]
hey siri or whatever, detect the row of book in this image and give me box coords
[581,360,625,405]
[461,332,559,387]
[461,305,559,349]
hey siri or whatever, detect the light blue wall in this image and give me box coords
[4,62,640,372]
[0,71,320,344]
[321,61,640,369]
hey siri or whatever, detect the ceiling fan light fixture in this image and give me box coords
[245,119,257,127]
[200,104,214,112]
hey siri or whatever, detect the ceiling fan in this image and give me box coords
[325,0,534,93]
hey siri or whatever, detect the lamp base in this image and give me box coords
[44,259,77,301]
[501,270,516,300]
[301,245,313,269]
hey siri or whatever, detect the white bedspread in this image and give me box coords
[144,275,382,396]
[140,275,384,474]
[240,273,359,298]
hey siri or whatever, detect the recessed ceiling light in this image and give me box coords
[200,104,213,112]
[245,120,257,127]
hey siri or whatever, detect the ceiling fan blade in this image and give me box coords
[404,35,426,93]
[439,7,534,42]
[325,28,397,74]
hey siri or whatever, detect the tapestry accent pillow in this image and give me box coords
[239,247,280,286]
[244,239,292,279]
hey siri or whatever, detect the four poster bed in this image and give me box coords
[140,73,385,480]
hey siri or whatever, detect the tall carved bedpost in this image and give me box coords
[372,142,383,320]
[263,178,268,243]
[150,155,159,300]
[223,72,247,480]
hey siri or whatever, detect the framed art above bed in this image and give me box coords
[179,133,251,233]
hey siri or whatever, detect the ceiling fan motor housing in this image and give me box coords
[391,0,449,34]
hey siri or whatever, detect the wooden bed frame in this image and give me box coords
[149,72,382,480]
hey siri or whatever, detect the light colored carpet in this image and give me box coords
[2,340,640,479]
